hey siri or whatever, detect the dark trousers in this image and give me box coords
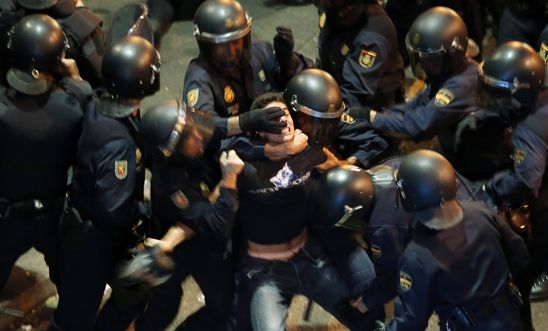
[135,241,234,331]
[0,205,62,292]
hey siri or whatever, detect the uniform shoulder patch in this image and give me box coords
[319,12,326,29]
[341,113,356,124]
[341,44,350,56]
[540,42,548,63]
[359,49,377,69]
[513,148,527,165]
[114,160,128,180]
[224,85,235,104]
[434,88,455,107]
[399,271,413,292]
[187,88,199,108]
[170,190,190,210]
[258,69,266,82]
[371,244,382,259]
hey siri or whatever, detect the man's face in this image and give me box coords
[179,127,205,159]
[210,38,245,71]
[259,101,295,143]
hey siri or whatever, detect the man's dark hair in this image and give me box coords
[250,92,285,111]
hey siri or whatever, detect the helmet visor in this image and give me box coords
[201,33,251,71]
[107,3,154,48]
[295,113,339,147]
[405,34,445,81]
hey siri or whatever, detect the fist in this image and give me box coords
[220,150,245,178]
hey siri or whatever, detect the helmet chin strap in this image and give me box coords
[415,200,463,230]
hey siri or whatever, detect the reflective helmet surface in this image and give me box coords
[7,14,66,94]
[478,41,545,117]
[405,7,468,82]
[193,0,251,71]
[101,36,161,100]
[310,165,375,233]
[16,0,58,10]
[395,150,457,212]
[283,69,344,147]
[140,99,215,159]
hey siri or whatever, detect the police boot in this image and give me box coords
[530,272,548,302]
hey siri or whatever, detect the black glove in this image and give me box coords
[116,245,175,291]
[273,26,295,70]
[347,107,372,122]
[239,107,287,133]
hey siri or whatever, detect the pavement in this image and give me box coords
[2,0,548,330]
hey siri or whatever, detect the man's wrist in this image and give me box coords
[227,116,242,136]
[221,174,238,190]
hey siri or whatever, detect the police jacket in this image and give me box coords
[0,80,89,202]
[372,58,479,160]
[317,2,404,109]
[183,41,313,137]
[150,148,239,248]
[69,99,144,230]
[387,201,528,331]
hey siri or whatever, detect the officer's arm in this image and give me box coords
[222,135,266,161]
[385,252,435,331]
[486,126,546,206]
[337,120,391,168]
[489,212,530,273]
[258,41,313,89]
[93,139,138,228]
[373,84,471,140]
[361,225,408,309]
[340,36,393,107]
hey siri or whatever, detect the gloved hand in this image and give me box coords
[273,26,296,71]
[347,107,372,122]
[116,245,175,291]
[239,107,287,133]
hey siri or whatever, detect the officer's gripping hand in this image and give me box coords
[220,150,245,190]
[239,107,287,133]
[316,147,357,172]
[274,26,297,71]
[116,245,175,291]
[264,129,308,161]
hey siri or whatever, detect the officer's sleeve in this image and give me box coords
[257,41,314,89]
[337,119,391,168]
[183,64,229,137]
[361,225,408,309]
[486,125,547,206]
[487,211,530,273]
[340,35,390,107]
[221,135,266,160]
[158,184,239,242]
[372,81,471,140]
[386,250,434,331]
[93,139,138,228]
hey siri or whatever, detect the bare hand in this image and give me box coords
[220,150,244,189]
[350,296,369,314]
[59,58,82,80]
[265,129,308,161]
[145,238,174,254]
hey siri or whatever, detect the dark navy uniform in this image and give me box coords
[0,80,88,290]
[183,41,312,137]
[497,0,547,46]
[371,58,479,162]
[386,201,528,331]
[53,99,146,331]
[132,150,238,331]
[317,2,404,109]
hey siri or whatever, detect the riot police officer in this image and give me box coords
[382,150,529,331]
[8,0,106,87]
[473,41,547,330]
[354,7,479,165]
[50,36,160,331]
[315,0,405,109]
[183,0,312,140]
[116,100,244,331]
[0,13,90,293]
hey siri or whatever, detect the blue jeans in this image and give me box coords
[233,238,373,331]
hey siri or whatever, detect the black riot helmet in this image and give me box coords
[193,0,252,71]
[283,69,345,147]
[405,7,468,84]
[313,0,375,24]
[17,0,76,17]
[140,99,215,159]
[6,14,67,95]
[102,36,160,102]
[16,0,58,10]
[477,41,545,120]
[395,150,457,213]
[310,165,375,233]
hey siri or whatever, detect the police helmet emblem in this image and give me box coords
[359,50,377,69]
[114,160,128,180]
[434,88,455,107]
[412,32,420,46]
[136,148,142,166]
[225,18,234,29]
[170,190,190,210]
[513,149,527,165]
[224,85,235,104]
[341,44,350,56]
[399,271,413,291]
[540,42,548,63]
[258,70,266,82]
[319,12,326,28]
[187,88,199,108]
[371,245,382,259]
[341,113,355,124]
